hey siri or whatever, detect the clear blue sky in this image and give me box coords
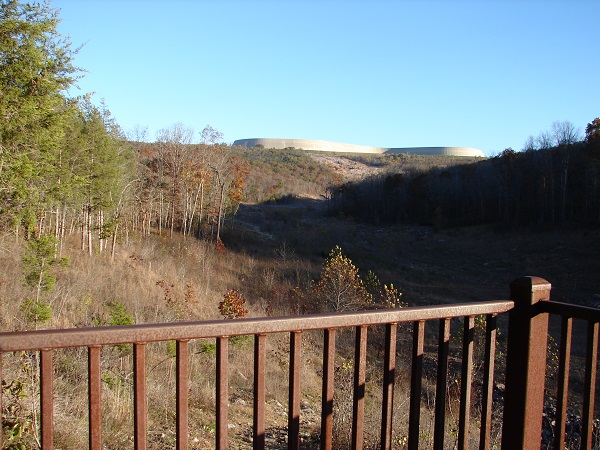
[53,0,599,156]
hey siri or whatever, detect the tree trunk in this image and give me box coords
[87,206,93,256]
[159,192,163,236]
[216,182,225,242]
[59,204,66,257]
[81,207,86,252]
[188,180,202,237]
[561,157,569,223]
[54,206,60,239]
[111,223,118,264]
[36,259,46,304]
[98,210,104,253]
[170,200,175,238]
[197,181,205,239]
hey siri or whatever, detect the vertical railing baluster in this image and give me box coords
[479,314,497,450]
[134,343,147,450]
[253,334,266,450]
[434,318,451,450]
[216,336,229,450]
[88,346,102,450]
[408,320,425,450]
[352,325,368,450]
[0,352,3,450]
[176,340,189,450]
[288,331,302,450]
[40,349,54,450]
[321,328,336,450]
[555,316,572,450]
[381,323,397,450]
[458,316,474,450]
[581,321,598,450]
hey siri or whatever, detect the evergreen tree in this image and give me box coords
[74,97,131,254]
[0,0,80,234]
[22,233,60,303]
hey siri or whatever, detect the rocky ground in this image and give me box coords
[308,154,384,181]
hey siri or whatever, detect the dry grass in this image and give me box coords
[3,191,595,448]
[0,226,505,449]
[1,227,342,448]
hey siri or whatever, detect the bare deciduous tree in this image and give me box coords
[156,123,195,237]
[536,131,554,150]
[200,124,224,145]
[551,120,581,147]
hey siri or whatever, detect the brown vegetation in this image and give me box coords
[3,145,600,448]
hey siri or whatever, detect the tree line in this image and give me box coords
[327,119,600,229]
[1,1,250,258]
[134,126,249,244]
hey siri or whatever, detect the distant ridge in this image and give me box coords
[233,138,485,157]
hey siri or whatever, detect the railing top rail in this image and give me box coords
[0,300,514,352]
[538,299,600,321]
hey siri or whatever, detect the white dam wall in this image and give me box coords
[233,138,485,157]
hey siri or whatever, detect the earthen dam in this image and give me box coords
[233,138,485,157]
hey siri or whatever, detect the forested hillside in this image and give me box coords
[0,0,336,256]
[328,119,600,229]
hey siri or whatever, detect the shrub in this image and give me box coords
[219,289,248,320]
[198,341,217,355]
[166,340,177,358]
[107,302,134,354]
[310,246,373,312]
[108,302,133,326]
[20,299,52,325]
[22,234,59,302]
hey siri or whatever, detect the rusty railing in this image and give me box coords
[1,276,599,449]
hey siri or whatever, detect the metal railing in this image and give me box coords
[502,277,600,450]
[537,300,600,450]
[0,276,598,449]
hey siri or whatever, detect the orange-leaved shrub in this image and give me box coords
[219,289,249,319]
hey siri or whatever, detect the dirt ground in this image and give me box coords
[232,154,600,367]
[236,154,600,308]
[235,198,600,307]
[308,153,383,181]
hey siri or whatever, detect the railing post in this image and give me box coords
[501,276,551,450]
